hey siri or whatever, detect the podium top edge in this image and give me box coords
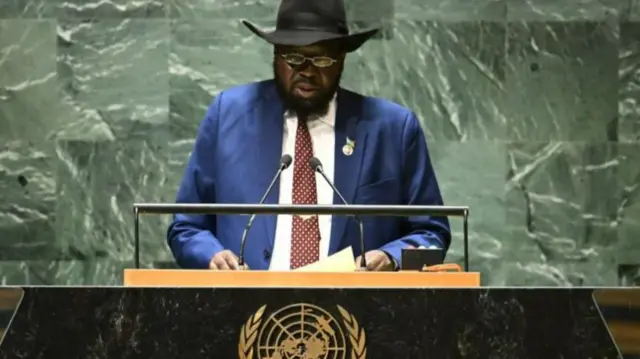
[123,270,482,288]
[123,269,479,274]
[132,203,470,217]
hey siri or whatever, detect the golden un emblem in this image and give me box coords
[238,303,366,359]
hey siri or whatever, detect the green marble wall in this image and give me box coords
[0,0,639,285]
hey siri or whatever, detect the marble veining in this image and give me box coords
[0,288,621,358]
[0,0,639,285]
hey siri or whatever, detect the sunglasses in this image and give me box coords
[280,53,338,68]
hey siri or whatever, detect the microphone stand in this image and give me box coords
[310,159,367,270]
[238,155,292,268]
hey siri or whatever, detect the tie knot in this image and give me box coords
[297,114,310,129]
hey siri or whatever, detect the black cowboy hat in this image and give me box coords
[241,0,379,53]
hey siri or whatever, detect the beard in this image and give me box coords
[273,60,343,117]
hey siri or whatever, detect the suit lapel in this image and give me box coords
[255,82,284,251]
[329,89,368,254]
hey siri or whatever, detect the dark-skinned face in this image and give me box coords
[273,40,346,117]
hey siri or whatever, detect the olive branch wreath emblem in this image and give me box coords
[238,305,266,359]
[238,304,367,359]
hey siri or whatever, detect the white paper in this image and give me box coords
[294,246,357,272]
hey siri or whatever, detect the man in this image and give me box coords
[167,0,451,271]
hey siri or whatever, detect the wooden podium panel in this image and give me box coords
[123,269,480,287]
[0,288,22,339]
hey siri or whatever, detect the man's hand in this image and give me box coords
[354,250,396,271]
[209,250,249,270]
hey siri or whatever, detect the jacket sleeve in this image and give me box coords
[379,112,452,267]
[166,94,226,269]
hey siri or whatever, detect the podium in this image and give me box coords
[123,270,481,287]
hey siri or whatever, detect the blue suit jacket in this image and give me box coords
[167,80,451,270]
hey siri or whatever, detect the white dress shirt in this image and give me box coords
[269,98,337,270]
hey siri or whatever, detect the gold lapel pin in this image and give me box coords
[342,137,355,156]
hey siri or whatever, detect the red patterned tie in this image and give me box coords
[290,115,321,269]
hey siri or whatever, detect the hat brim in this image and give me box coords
[242,20,379,53]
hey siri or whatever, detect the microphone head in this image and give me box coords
[308,157,323,172]
[280,154,293,169]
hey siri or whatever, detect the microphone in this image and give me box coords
[308,157,367,269]
[238,154,293,267]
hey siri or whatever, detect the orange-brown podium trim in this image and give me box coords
[123,270,481,287]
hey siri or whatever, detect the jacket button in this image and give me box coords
[263,249,271,260]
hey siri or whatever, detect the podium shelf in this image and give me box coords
[123,270,480,287]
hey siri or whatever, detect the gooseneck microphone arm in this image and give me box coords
[238,154,293,267]
[308,157,367,270]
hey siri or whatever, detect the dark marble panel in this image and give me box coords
[0,0,53,18]
[343,20,507,141]
[429,141,507,284]
[506,0,630,21]
[53,130,176,265]
[0,260,129,285]
[57,18,170,141]
[504,21,619,141]
[55,0,166,18]
[505,142,640,286]
[619,22,640,142]
[0,289,620,358]
[0,143,58,260]
[0,20,60,143]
